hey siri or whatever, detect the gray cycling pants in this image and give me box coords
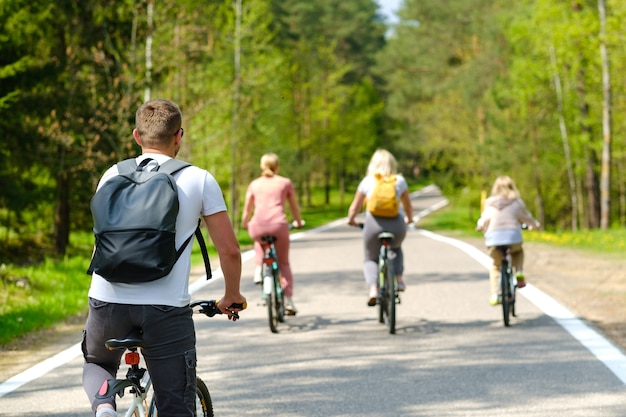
[362,212,407,287]
[81,298,196,417]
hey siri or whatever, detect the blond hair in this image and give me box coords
[135,99,182,148]
[260,153,279,177]
[366,149,398,177]
[490,175,520,199]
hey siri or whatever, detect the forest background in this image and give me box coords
[1,0,625,343]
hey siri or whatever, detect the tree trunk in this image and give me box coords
[230,0,242,227]
[530,120,545,229]
[585,149,601,228]
[598,0,611,229]
[576,69,600,228]
[549,45,577,230]
[54,168,70,256]
[618,153,625,227]
[144,0,153,102]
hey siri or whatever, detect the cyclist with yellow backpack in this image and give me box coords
[348,149,414,306]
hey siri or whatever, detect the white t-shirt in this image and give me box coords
[88,153,227,307]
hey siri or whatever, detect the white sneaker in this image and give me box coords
[284,297,297,315]
[96,408,118,417]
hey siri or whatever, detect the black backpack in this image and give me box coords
[87,158,211,283]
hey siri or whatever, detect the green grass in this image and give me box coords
[417,197,626,255]
[524,228,626,254]
[0,238,93,345]
[416,201,479,238]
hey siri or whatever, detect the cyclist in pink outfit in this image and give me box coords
[242,153,304,315]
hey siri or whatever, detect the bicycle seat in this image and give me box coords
[261,235,277,244]
[105,330,144,350]
[378,232,394,240]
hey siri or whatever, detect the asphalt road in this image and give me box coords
[1,186,625,416]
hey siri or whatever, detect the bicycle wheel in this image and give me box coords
[194,377,214,417]
[500,260,511,327]
[274,266,285,323]
[511,271,517,318]
[385,259,396,334]
[264,263,279,333]
[378,264,385,324]
[511,285,517,318]
[148,377,214,417]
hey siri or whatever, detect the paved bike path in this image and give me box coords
[198,221,625,417]
[1,186,625,416]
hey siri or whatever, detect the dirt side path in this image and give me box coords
[1,242,625,383]
[459,237,626,351]
[526,241,626,349]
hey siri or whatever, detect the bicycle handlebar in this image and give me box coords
[190,300,247,320]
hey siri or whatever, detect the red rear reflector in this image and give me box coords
[125,351,140,365]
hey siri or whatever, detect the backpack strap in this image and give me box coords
[194,223,212,280]
[116,158,191,175]
[171,219,212,280]
[116,158,139,174]
[158,158,192,176]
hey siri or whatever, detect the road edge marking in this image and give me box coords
[418,228,626,385]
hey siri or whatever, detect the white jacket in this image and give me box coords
[476,196,540,246]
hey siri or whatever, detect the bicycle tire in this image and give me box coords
[501,260,511,327]
[378,264,385,324]
[275,267,285,323]
[194,377,214,417]
[264,263,279,333]
[147,377,214,417]
[512,289,517,317]
[385,259,396,334]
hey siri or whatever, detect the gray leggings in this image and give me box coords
[82,298,197,417]
[362,212,406,287]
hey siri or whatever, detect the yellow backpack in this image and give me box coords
[366,173,399,218]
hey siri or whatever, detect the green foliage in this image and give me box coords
[379,0,626,231]
[0,256,91,345]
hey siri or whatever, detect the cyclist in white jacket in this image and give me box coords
[476,176,540,305]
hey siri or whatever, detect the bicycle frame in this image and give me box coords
[96,335,153,417]
[261,235,284,333]
[95,300,239,417]
[377,232,397,334]
[498,246,517,327]
[122,367,151,417]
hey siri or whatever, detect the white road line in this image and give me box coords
[0,343,82,398]
[418,228,626,385]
